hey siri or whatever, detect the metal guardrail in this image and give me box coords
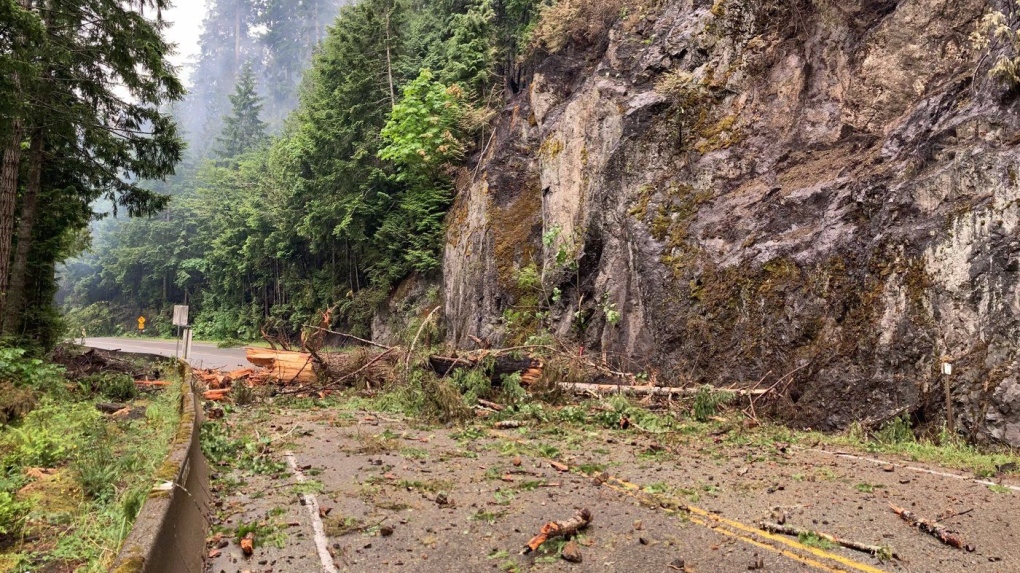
[111,360,209,573]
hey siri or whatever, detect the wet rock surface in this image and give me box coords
[433,0,1020,445]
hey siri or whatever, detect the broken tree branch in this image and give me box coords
[889,503,974,551]
[276,347,397,395]
[522,508,592,554]
[406,306,441,372]
[429,354,544,385]
[759,521,896,559]
[563,383,768,397]
[305,326,393,350]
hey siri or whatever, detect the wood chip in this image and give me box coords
[240,532,254,556]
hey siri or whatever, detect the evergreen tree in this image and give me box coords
[1,0,185,340]
[182,0,261,156]
[217,62,267,159]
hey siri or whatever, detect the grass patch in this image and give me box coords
[395,479,452,495]
[854,483,883,493]
[0,351,182,572]
[798,531,836,550]
[324,514,364,536]
[472,509,507,524]
[235,519,287,549]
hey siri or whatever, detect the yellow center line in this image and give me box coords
[690,514,855,573]
[599,476,888,573]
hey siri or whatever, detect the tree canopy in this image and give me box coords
[60,0,550,343]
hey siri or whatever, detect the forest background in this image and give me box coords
[35,0,553,349]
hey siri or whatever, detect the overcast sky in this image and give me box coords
[164,0,209,86]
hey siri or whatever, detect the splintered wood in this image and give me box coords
[245,348,316,384]
[522,508,592,554]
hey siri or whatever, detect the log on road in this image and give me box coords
[245,348,316,384]
[564,382,769,396]
[429,353,543,385]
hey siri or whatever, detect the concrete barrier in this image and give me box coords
[111,361,209,573]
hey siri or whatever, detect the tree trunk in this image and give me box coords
[0,123,24,322]
[384,10,395,110]
[2,128,43,335]
[234,1,241,74]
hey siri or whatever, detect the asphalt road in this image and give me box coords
[82,337,249,371]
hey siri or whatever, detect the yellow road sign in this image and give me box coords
[137,316,146,331]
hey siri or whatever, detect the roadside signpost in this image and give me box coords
[172,305,189,327]
[137,316,146,331]
[173,305,191,359]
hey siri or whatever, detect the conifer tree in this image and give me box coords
[1,0,184,337]
[217,62,267,159]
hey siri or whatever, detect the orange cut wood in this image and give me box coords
[240,532,254,555]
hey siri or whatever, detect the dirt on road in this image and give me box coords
[201,397,1019,573]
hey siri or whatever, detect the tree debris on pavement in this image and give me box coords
[889,503,974,551]
[522,508,592,554]
[759,521,896,559]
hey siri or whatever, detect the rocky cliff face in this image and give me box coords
[439,0,1020,445]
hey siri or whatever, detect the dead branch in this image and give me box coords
[759,521,896,559]
[429,353,544,385]
[522,508,592,554]
[889,503,974,551]
[260,328,278,351]
[406,306,442,372]
[746,362,811,413]
[477,399,504,411]
[563,383,768,397]
[305,326,392,350]
[276,348,397,395]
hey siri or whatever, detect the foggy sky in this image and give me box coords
[164,0,209,86]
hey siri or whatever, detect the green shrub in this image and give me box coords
[453,367,492,405]
[0,382,37,425]
[3,400,97,468]
[96,373,138,402]
[74,422,118,501]
[62,301,122,338]
[972,4,1020,87]
[692,385,733,422]
[9,425,71,468]
[0,491,30,537]
[0,347,66,395]
[75,447,118,502]
[499,372,528,406]
[876,414,914,445]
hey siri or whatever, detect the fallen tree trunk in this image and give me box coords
[889,503,973,551]
[320,348,397,382]
[565,382,769,396]
[245,348,316,384]
[429,354,543,385]
[759,521,895,558]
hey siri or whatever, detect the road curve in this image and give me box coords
[82,337,249,371]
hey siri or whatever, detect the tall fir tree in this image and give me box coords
[217,62,267,159]
[1,0,184,341]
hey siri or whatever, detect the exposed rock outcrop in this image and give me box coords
[440,0,1020,445]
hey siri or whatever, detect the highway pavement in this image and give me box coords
[82,337,249,370]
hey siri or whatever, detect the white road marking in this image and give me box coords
[805,447,1020,492]
[285,452,339,573]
